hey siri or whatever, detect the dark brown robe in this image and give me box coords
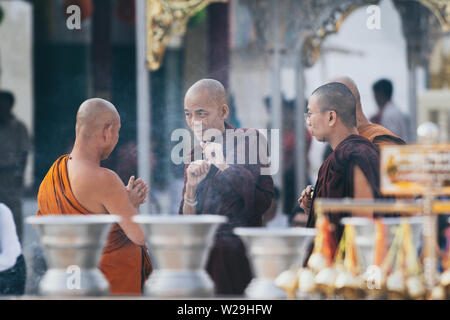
[306,134,381,252]
[179,122,274,296]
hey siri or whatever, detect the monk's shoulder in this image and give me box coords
[372,135,406,147]
[73,165,123,197]
[360,123,405,145]
[354,139,379,158]
[337,135,378,162]
[94,167,124,189]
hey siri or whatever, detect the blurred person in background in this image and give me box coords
[370,79,410,142]
[0,90,31,245]
[0,202,26,296]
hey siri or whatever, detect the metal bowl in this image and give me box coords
[234,227,316,299]
[134,214,227,298]
[26,214,121,297]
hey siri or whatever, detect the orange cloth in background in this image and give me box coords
[37,155,152,295]
[358,123,406,148]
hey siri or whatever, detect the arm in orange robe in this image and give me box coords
[37,154,152,295]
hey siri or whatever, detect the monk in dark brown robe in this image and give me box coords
[329,76,406,148]
[37,98,152,295]
[179,79,274,296]
[298,82,381,252]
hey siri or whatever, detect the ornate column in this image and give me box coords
[393,0,445,142]
[146,0,227,71]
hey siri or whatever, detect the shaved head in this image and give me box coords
[183,79,229,136]
[185,79,227,108]
[327,76,371,128]
[328,76,360,104]
[76,98,120,138]
[311,82,356,129]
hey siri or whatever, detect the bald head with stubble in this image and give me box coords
[184,79,230,140]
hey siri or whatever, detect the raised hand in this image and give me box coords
[187,160,211,188]
[126,176,149,208]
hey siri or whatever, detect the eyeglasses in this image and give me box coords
[304,108,336,121]
[304,111,319,121]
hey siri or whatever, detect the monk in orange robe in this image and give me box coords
[329,77,406,148]
[37,98,152,295]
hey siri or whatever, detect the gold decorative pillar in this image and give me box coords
[146,0,227,71]
[429,36,450,89]
[416,0,450,31]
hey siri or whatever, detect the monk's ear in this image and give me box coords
[103,123,113,142]
[220,104,229,120]
[328,110,337,127]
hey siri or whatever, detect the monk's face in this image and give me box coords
[184,91,228,141]
[306,94,332,142]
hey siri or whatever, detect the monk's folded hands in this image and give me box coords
[126,175,149,208]
[133,178,148,203]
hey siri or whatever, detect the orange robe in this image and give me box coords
[36,155,152,295]
[358,123,405,148]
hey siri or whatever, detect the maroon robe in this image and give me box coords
[306,134,381,248]
[179,122,274,295]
